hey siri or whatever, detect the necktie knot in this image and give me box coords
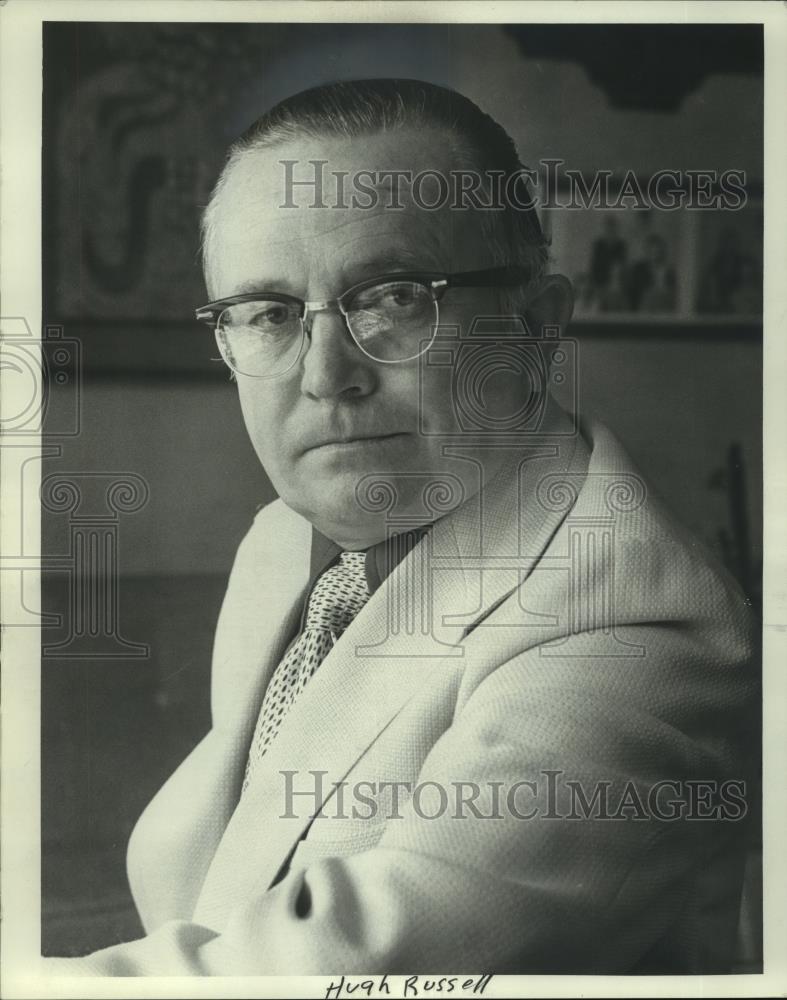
[304,550,370,636]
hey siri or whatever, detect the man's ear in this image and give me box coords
[523,273,574,334]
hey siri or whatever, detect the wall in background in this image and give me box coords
[40,21,762,960]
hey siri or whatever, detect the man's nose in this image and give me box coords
[299,309,377,400]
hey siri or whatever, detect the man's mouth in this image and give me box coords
[303,432,409,453]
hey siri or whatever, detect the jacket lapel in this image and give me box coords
[192,526,469,927]
[209,505,312,743]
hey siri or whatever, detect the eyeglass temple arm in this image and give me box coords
[445,264,531,289]
[196,306,221,325]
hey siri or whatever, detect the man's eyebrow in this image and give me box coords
[348,247,443,279]
[231,277,295,296]
[228,250,444,298]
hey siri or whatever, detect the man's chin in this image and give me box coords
[288,503,390,550]
[278,475,417,546]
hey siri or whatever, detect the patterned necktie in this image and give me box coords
[242,550,370,793]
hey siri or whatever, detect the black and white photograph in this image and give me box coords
[1,2,785,996]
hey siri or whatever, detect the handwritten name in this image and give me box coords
[324,973,493,999]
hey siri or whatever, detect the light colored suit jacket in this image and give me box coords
[54,416,756,975]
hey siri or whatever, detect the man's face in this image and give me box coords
[207,128,533,548]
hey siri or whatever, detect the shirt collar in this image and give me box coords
[309,524,430,598]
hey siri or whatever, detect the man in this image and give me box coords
[52,79,755,976]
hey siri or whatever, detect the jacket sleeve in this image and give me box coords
[41,610,755,977]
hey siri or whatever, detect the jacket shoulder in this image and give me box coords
[571,419,754,658]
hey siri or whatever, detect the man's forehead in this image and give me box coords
[221,128,458,206]
[208,129,486,291]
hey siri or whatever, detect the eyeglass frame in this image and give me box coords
[195,264,531,377]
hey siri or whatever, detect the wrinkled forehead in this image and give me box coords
[205,129,489,295]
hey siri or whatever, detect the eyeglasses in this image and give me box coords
[195,265,530,379]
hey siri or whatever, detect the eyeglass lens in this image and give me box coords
[216,280,438,376]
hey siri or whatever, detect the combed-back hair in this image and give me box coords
[202,78,549,307]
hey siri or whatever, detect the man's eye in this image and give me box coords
[356,282,427,311]
[384,284,419,306]
[249,303,292,328]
